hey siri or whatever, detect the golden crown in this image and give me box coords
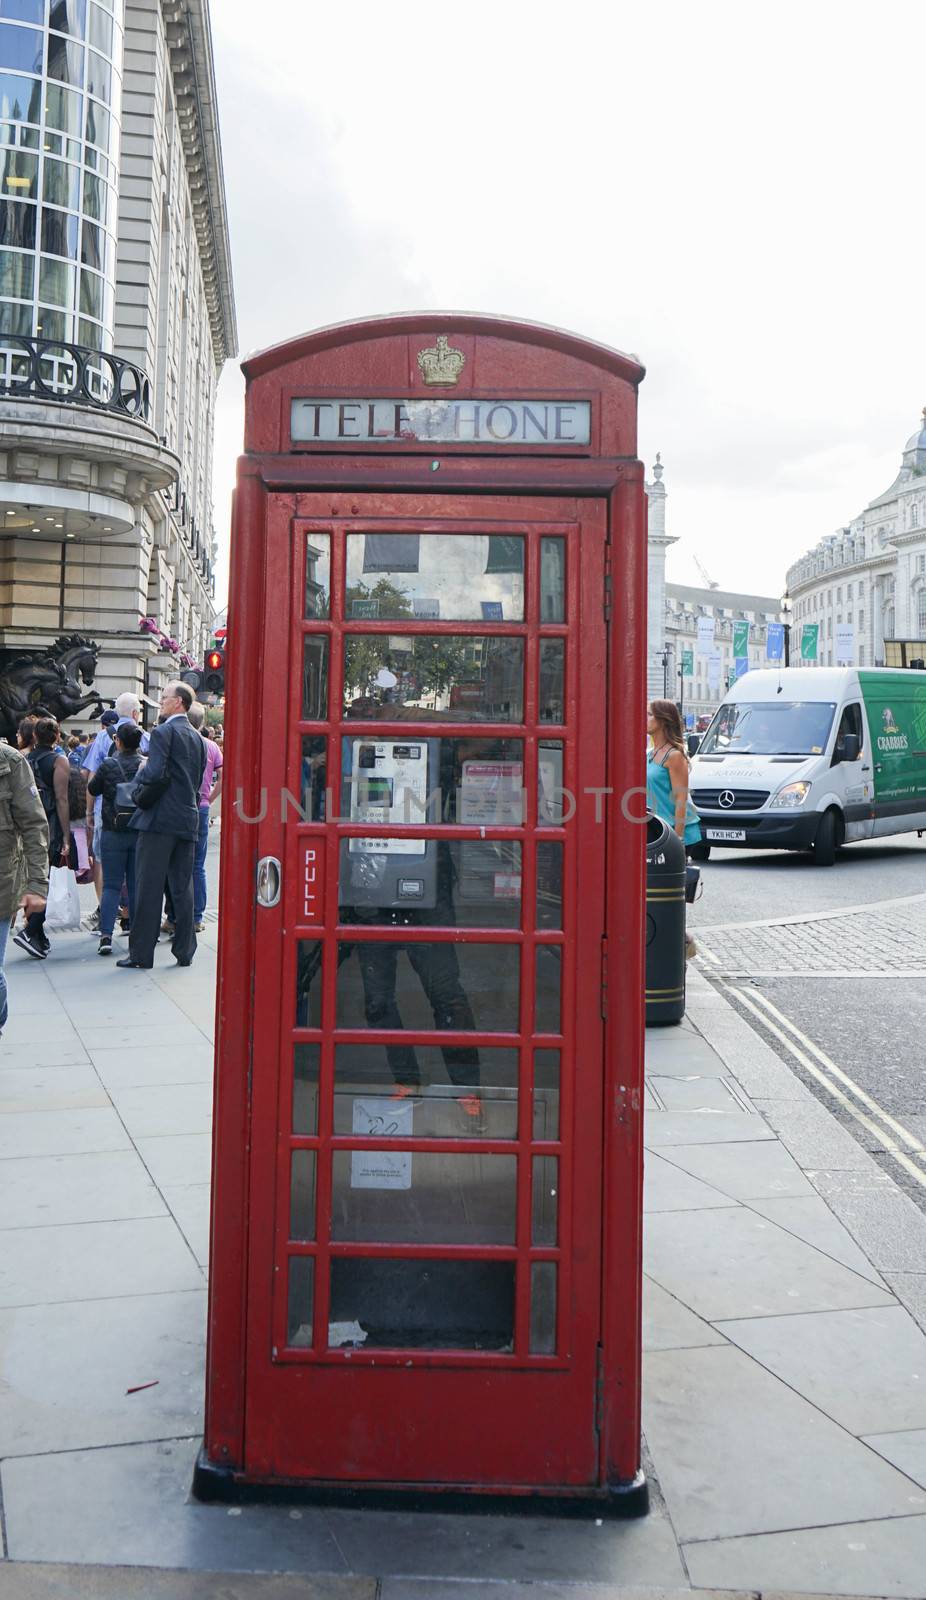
[416,334,465,387]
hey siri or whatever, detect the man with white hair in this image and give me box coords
[83,691,150,924]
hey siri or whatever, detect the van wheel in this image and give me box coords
[688,843,711,862]
[811,810,839,867]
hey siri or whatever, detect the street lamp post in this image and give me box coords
[781,590,792,666]
[660,644,671,698]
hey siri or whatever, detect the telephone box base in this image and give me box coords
[191,1448,649,1518]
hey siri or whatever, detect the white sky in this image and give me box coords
[209,0,925,606]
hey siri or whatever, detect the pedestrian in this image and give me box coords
[117,681,206,970]
[87,722,145,955]
[646,698,702,959]
[82,707,119,928]
[0,739,49,1034]
[16,715,38,752]
[66,734,83,767]
[13,717,72,960]
[186,700,223,931]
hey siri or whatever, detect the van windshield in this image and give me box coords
[699,701,837,756]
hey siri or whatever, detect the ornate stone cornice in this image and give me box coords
[160,0,238,367]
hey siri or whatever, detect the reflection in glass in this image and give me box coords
[533,1049,560,1139]
[336,939,520,1043]
[84,47,111,101]
[338,736,524,825]
[329,1257,515,1351]
[0,22,43,75]
[287,1256,314,1348]
[302,636,328,720]
[334,1044,518,1139]
[345,532,524,621]
[338,835,521,927]
[41,206,78,258]
[299,735,327,820]
[50,2,88,35]
[532,1156,558,1246]
[43,155,79,208]
[539,638,565,723]
[540,538,565,622]
[331,1152,517,1245]
[304,531,330,617]
[39,255,73,306]
[536,945,562,1034]
[293,1042,320,1134]
[343,635,523,723]
[290,1150,316,1239]
[0,199,35,248]
[536,840,563,929]
[45,83,83,137]
[0,146,37,197]
[47,34,85,88]
[530,1261,557,1354]
[0,71,40,125]
[537,741,563,826]
[0,245,33,297]
[295,940,323,1028]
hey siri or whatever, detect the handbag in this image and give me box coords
[685,863,701,904]
[44,865,82,931]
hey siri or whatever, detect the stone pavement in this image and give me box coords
[696,892,926,978]
[3,876,926,1597]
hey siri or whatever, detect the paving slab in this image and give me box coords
[805,1180,926,1275]
[716,1305,926,1435]
[0,1288,206,1455]
[861,1429,926,1491]
[0,1216,204,1307]
[643,1112,775,1148]
[0,1063,110,1114]
[0,1438,346,1573]
[0,1149,166,1229]
[74,1021,211,1053]
[380,1585,740,1600]
[747,1196,887,1288]
[643,1344,926,1542]
[882,1272,926,1334]
[683,1512,926,1597]
[0,1040,90,1069]
[107,1081,214,1139]
[752,1098,882,1172]
[0,1106,130,1161]
[654,1139,815,1202]
[643,1276,728,1352]
[0,1568,373,1600]
[135,1132,214,1189]
[90,1043,216,1090]
[645,1076,754,1114]
[163,1183,211,1266]
[644,1035,728,1077]
[644,1205,893,1321]
[643,1151,737,1214]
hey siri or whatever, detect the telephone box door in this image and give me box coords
[245,493,610,1488]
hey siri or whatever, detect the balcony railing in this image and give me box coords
[0,334,150,422]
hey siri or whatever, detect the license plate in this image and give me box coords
[706,827,747,842]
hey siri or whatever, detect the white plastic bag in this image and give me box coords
[44,866,82,931]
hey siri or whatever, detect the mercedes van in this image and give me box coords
[688,667,926,865]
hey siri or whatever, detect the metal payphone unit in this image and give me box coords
[340,737,440,909]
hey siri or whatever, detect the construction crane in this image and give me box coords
[694,557,720,590]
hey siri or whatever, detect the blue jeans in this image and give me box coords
[100,829,137,937]
[193,805,210,923]
[0,917,8,1030]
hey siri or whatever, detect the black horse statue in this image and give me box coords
[0,633,106,744]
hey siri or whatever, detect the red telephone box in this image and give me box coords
[196,314,648,1509]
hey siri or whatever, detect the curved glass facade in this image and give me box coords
[0,0,122,352]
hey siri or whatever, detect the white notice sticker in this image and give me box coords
[350,1096,413,1189]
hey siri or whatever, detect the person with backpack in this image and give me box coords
[12,718,72,960]
[86,723,145,956]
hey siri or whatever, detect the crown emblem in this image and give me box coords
[416,334,465,387]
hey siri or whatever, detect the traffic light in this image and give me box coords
[180,667,204,694]
[204,647,225,696]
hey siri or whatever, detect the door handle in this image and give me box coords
[861,765,871,772]
[256,856,281,908]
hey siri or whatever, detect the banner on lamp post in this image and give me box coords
[707,648,722,690]
[835,623,856,665]
[766,622,785,662]
[734,655,749,680]
[800,623,819,662]
[681,648,694,677]
[697,616,716,653]
[733,620,750,657]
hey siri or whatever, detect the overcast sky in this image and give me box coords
[209,1,925,605]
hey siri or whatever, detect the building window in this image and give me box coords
[859,645,865,665]
[919,591,926,635]
[885,606,895,640]
[858,609,864,629]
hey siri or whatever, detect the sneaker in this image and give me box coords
[13,928,48,960]
[193,921,205,932]
[118,924,130,937]
[98,935,113,956]
[685,932,698,960]
[457,1094,488,1135]
[88,907,101,932]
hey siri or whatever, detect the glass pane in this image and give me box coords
[20,126,39,147]
[530,1261,557,1354]
[336,939,520,1034]
[533,1049,560,1139]
[539,638,565,723]
[84,47,110,99]
[41,205,77,257]
[287,1256,314,1348]
[290,1150,316,1240]
[299,735,328,819]
[0,198,36,248]
[540,538,565,622]
[295,939,323,1028]
[334,1044,518,1139]
[329,1258,514,1351]
[301,636,328,720]
[343,635,523,723]
[345,532,524,622]
[339,734,524,825]
[81,168,106,219]
[79,215,102,268]
[47,34,85,88]
[536,840,563,930]
[0,145,37,196]
[537,741,564,826]
[340,838,521,926]
[0,243,32,295]
[43,155,79,208]
[1,2,45,24]
[304,531,330,618]
[87,4,114,54]
[35,306,67,340]
[292,1042,320,1134]
[532,1155,558,1246]
[535,945,561,1034]
[0,298,31,332]
[39,255,74,306]
[78,264,100,315]
[50,2,88,35]
[0,23,43,75]
[84,94,110,151]
[331,1151,517,1244]
[0,71,40,123]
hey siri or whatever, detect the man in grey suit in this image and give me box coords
[117,681,206,970]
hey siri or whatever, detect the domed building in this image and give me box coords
[786,412,926,666]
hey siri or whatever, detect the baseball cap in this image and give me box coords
[100,708,119,726]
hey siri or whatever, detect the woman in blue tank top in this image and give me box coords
[646,700,702,956]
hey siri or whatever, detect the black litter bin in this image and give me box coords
[645,813,687,1026]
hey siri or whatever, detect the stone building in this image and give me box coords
[785,413,926,667]
[0,0,236,711]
